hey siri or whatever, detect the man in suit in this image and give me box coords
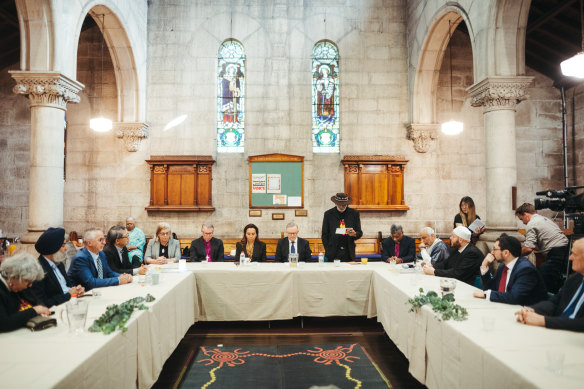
[103,225,147,275]
[474,233,547,305]
[30,227,85,307]
[190,223,224,262]
[275,222,312,262]
[68,228,132,291]
[381,224,416,263]
[423,226,483,285]
[321,193,363,261]
[516,238,584,332]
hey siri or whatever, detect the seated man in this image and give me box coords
[31,227,85,307]
[474,233,547,305]
[68,228,132,290]
[515,238,584,332]
[103,226,147,276]
[275,222,312,262]
[423,226,482,285]
[382,224,415,263]
[416,227,450,266]
[190,223,224,262]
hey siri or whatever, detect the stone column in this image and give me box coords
[10,71,84,244]
[467,77,533,252]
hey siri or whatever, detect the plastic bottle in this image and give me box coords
[318,252,325,266]
[240,252,245,266]
[70,293,78,305]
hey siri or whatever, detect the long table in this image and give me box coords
[2,261,583,388]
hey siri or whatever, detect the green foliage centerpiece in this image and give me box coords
[89,294,156,334]
[408,288,468,321]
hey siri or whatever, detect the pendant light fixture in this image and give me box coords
[560,0,584,78]
[441,20,464,135]
[89,14,113,132]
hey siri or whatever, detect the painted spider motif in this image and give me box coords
[304,344,360,365]
[198,347,250,367]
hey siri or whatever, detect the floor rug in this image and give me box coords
[178,343,391,388]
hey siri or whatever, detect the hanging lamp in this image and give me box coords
[441,20,464,135]
[89,14,112,132]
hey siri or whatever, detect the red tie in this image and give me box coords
[498,265,508,292]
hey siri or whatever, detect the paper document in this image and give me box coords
[421,249,432,264]
[467,218,485,232]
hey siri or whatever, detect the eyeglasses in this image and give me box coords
[120,235,129,239]
[98,238,106,242]
[159,231,170,236]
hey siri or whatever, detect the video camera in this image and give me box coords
[534,186,584,234]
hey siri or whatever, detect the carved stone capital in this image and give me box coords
[114,122,150,152]
[9,71,84,109]
[406,123,439,153]
[467,76,534,112]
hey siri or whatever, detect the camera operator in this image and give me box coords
[515,203,569,294]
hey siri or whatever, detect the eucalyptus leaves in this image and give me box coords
[408,288,468,321]
[89,294,156,334]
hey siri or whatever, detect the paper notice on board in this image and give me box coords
[252,174,266,193]
[273,195,287,205]
[288,196,301,207]
[267,174,281,193]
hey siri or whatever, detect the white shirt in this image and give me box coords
[43,256,69,294]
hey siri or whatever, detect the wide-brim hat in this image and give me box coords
[35,227,66,255]
[331,192,353,205]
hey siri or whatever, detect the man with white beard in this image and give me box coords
[31,227,85,307]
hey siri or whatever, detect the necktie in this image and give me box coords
[561,280,584,318]
[291,242,296,254]
[96,256,103,279]
[497,265,508,292]
[394,242,400,258]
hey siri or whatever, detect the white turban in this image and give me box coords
[453,226,472,242]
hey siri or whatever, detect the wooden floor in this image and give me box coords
[153,317,426,389]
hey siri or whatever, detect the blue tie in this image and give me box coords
[561,280,584,318]
[291,242,296,254]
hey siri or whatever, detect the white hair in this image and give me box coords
[0,252,44,282]
[83,228,102,242]
[420,227,435,236]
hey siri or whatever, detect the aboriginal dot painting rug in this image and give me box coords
[178,343,391,388]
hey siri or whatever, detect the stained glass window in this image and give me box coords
[312,41,340,153]
[217,40,245,153]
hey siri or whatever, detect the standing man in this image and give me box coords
[190,223,224,262]
[275,222,312,262]
[126,217,146,267]
[68,228,132,290]
[516,238,584,332]
[416,227,450,266]
[515,203,569,294]
[381,224,416,263]
[31,227,85,307]
[321,193,363,261]
[423,226,483,285]
[103,226,147,275]
[474,233,547,305]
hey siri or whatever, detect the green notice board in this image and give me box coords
[249,154,304,208]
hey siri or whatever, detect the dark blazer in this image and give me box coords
[321,206,363,261]
[0,280,38,332]
[30,255,74,307]
[434,243,483,285]
[103,244,135,275]
[275,237,312,262]
[190,237,225,262]
[235,241,267,262]
[531,273,584,332]
[67,248,121,291]
[481,256,547,305]
[381,235,416,263]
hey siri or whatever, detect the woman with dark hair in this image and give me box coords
[235,224,267,262]
[454,196,485,241]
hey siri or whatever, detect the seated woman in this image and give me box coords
[144,222,182,264]
[0,252,51,332]
[454,196,485,242]
[235,224,267,262]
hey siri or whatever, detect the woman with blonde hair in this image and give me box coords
[235,224,266,262]
[454,196,485,241]
[144,222,181,264]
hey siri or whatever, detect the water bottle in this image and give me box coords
[240,252,245,266]
[206,255,210,263]
[318,252,325,266]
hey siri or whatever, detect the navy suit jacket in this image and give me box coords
[189,237,224,262]
[381,235,416,262]
[103,244,135,275]
[531,273,584,332]
[31,255,74,307]
[275,237,312,262]
[481,256,547,306]
[68,248,120,291]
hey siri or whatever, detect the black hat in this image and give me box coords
[35,227,66,255]
[330,192,353,205]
